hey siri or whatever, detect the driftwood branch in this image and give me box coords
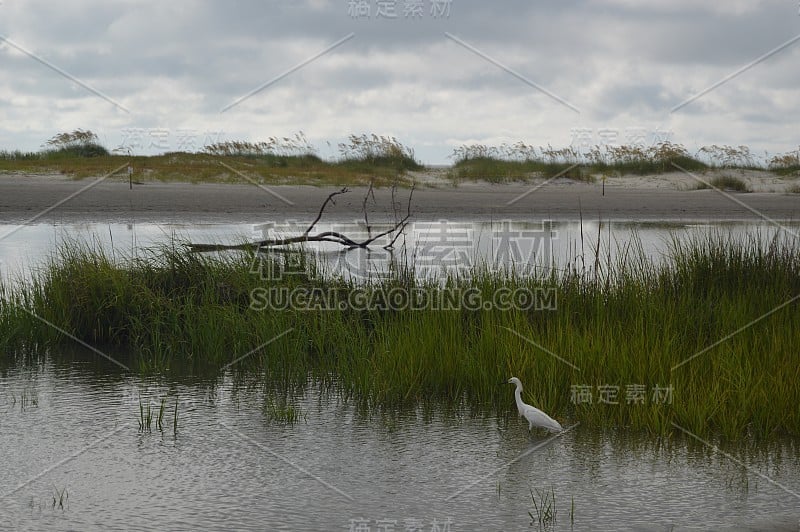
[304,187,348,236]
[385,184,414,250]
[188,183,414,253]
[362,179,376,239]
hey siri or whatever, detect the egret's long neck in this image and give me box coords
[514,384,525,413]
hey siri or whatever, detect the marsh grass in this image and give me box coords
[139,399,153,432]
[2,231,800,440]
[528,486,557,527]
[173,399,179,434]
[52,486,68,511]
[262,397,306,425]
[138,397,178,434]
[9,387,39,411]
[157,397,166,431]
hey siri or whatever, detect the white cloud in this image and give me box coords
[0,0,798,163]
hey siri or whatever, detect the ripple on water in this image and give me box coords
[1,357,799,531]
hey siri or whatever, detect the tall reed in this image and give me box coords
[2,231,798,440]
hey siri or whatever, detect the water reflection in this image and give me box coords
[1,349,799,531]
[1,220,798,285]
[2,221,800,530]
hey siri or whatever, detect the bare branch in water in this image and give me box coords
[187,184,414,253]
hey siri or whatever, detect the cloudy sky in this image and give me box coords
[0,0,798,164]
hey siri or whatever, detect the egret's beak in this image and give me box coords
[498,380,508,385]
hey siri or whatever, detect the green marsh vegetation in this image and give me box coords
[137,397,178,434]
[1,231,799,441]
[5,386,39,411]
[262,396,306,425]
[138,398,155,432]
[528,486,559,528]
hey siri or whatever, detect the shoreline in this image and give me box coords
[1,172,798,224]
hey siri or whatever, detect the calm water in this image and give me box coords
[1,352,799,531]
[1,220,799,530]
[1,220,798,284]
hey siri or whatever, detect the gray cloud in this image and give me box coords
[1,0,798,163]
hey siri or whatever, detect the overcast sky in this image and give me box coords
[1,0,798,164]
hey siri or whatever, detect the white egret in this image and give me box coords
[506,377,563,433]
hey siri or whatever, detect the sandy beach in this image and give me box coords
[0,171,798,224]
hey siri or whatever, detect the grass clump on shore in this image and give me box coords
[0,129,109,162]
[336,133,422,173]
[1,232,799,440]
[769,151,800,176]
[448,142,707,183]
[448,143,590,183]
[694,175,751,192]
